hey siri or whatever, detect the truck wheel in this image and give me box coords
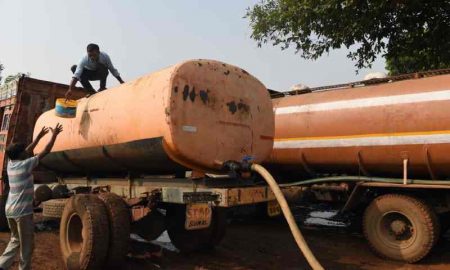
[60,194,110,270]
[43,199,68,218]
[166,204,227,253]
[209,208,227,246]
[52,184,70,199]
[439,212,450,236]
[363,194,440,263]
[0,195,8,231]
[98,193,130,268]
[34,184,53,205]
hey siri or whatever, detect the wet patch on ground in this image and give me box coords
[0,206,448,269]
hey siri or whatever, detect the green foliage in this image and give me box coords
[0,63,3,84]
[4,73,30,84]
[246,0,450,75]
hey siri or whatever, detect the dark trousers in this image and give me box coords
[71,64,109,91]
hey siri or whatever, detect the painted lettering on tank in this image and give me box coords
[182,125,197,133]
[224,70,230,76]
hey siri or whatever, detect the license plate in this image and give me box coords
[267,200,281,217]
[185,203,212,230]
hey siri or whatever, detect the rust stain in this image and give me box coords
[260,135,274,140]
[199,89,209,104]
[226,101,237,114]
[183,85,189,100]
[189,87,196,102]
[218,120,250,128]
[237,102,250,113]
[79,110,91,139]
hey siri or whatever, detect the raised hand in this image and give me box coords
[49,123,63,136]
[37,123,64,160]
[37,127,49,138]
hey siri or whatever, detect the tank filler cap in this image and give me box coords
[290,83,311,94]
[364,72,387,80]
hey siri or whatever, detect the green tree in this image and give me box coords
[0,63,4,84]
[246,0,450,75]
[3,72,30,84]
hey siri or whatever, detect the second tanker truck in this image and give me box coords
[267,69,450,263]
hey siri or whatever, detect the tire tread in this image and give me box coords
[363,193,439,263]
[98,192,130,268]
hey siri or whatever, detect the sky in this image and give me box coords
[0,0,386,91]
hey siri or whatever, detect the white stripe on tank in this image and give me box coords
[275,89,450,115]
[274,133,450,149]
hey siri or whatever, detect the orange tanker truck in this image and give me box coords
[267,70,450,263]
[0,60,278,269]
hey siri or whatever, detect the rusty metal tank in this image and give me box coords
[267,72,450,180]
[33,59,274,175]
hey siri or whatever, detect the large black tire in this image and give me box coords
[439,211,450,236]
[52,184,70,199]
[34,184,53,204]
[363,194,440,263]
[98,193,130,268]
[43,198,68,218]
[166,204,227,253]
[209,208,227,246]
[0,195,8,231]
[60,194,110,270]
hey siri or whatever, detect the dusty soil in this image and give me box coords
[0,211,449,270]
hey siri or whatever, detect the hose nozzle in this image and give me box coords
[221,160,252,173]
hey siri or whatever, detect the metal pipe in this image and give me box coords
[278,175,450,188]
[403,159,408,185]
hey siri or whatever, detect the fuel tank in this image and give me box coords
[267,72,450,180]
[33,60,274,175]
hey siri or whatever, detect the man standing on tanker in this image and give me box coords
[65,43,124,99]
[0,123,63,270]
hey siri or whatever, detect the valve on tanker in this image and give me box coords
[221,158,253,175]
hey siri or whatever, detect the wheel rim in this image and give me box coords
[376,211,417,250]
[67,213,83,253]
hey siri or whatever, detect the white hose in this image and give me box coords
[251,163,324,270]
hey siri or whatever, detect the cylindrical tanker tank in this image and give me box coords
[33,59,274,175]
[267,73,450,180]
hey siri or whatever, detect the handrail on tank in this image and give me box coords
[278,175,450,188]
[270,68,450,99]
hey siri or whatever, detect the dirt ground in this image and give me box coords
[0,210,449,270]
